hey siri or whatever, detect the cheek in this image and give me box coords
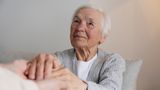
[71,23,77,30]
[89,30,100,38]
[70,26,75,36]
[88,31,101,42]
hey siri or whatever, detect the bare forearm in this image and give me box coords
[0,63,4,67]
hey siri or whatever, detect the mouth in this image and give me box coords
[73,35,86,39]
[73,32,87,39]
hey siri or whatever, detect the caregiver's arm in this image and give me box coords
[0,60,63,90]
[0,60,39,90]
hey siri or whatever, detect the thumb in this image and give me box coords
[52,56,61,68]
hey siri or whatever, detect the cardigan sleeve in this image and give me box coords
[86,53,126,90]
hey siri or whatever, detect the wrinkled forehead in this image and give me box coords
[73,8,103,22]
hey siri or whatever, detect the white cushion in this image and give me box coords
[122,60,143,90]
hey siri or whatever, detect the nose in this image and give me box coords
[76,22,86,32]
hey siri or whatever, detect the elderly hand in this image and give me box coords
[50,67,88,90]
[36,78,67,90]
[0,60,28,79]
[27,53,61,80]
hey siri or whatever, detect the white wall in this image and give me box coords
[0,0,87,53]
[89,0,160,90]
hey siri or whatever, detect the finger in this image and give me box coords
[28,59,37,80]
[52,74,68,81]
[52,64,65,72]
[24,61,31,75]
[51,66,67,78]
[44,54,53,79]
[52,54,61,68]
[36,54,46,80]
[51,68,73,81]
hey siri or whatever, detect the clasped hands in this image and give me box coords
[7,53,87,90]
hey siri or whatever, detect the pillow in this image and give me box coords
[122,60,143,90]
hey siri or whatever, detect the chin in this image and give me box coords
[72,42,87,48]
[71,38,88,47]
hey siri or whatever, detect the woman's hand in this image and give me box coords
[26,53,61,80]
[50,67,88,90]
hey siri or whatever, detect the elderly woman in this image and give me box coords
[27,5,126,90]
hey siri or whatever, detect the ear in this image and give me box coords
[99,35,107,44]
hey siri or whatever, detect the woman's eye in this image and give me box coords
[88,22,94,26]
[73,19,80,23]
[87,22,95,29]
[88,22,95,27]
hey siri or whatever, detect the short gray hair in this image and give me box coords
[73,5,111,36]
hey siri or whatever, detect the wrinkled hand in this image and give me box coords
[50,67,87,90]
[1,60,28,79]
[36,78,67,90]
[27,53,61,80]
[26,53,87,90]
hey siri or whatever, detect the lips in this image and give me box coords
[73,32,87,39]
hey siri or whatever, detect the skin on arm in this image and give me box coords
[0,60,28,79]
[0,60,65,90]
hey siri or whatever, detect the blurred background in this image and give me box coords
[0,0,160,90]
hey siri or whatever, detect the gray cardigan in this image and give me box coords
[55,48,126,90]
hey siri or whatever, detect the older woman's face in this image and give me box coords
[70,8,104,49]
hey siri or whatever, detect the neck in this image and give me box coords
[87,47,98,60]
[75,46,98,61]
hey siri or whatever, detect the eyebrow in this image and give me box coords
[88,17,94,21]
[73,15,96,24]
[87,17,96,24]
[73,16,79,19]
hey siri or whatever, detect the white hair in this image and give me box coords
[73,5,111,36]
